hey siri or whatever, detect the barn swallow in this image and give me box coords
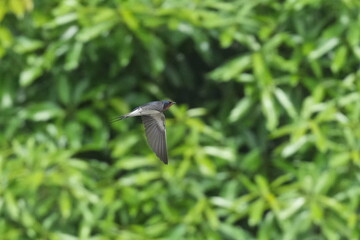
[114,100,176,164]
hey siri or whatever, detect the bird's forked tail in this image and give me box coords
[111,115,128,123]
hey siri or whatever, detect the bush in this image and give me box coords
[1,0,360,239]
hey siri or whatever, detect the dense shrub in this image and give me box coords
[1,0,360,239]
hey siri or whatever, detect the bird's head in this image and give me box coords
[163,100,176,110]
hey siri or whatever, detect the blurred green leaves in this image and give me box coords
[0,0,360,239]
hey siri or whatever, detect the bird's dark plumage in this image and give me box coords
[114,100,175,164]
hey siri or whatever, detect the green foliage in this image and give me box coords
[1,0,360,239]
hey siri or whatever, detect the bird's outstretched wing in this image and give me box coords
[141,114,168,164]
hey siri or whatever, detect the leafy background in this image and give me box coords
[1,0,360,239]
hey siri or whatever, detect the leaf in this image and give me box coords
[309,121,327,152]
[115,157,152,170]
[59,191,72,219]
[9,0,28,17]
[228,97,253,123]
[203,146,235,162]
[313,171,336,195]
[73,80,89,105]
[310,201,323,223]
[61,25,79,40]
[282,135,309,157]
[197,156,216,176]
[346,22,360,46]
[77,21,116,42]
[120,8,139,30]
[253,52,272,87]
[0,1,6,22]
[19,66,42,87]
[14,37,43,53]
[255,175,270,195]
[331,46,347,73]
[65,42,83,70]
[240,149,261,172]
[274,88,297,119]
[54,13,77,26]
[184,199,206,223]
[219,223,255,240]
[119,171,161,186]
[309,59,322,77]
[187,107,207,117]
[309,38,339,60]
[117,35,134,68]
[76,109,102,129]
[57,77,71,105]
[205,207,219,229]
[278,197,305,220]
[249,199,265,226]
[5,192,19,219]
[338,92,360,107]
[210,197,232,208]
[220,27,236,48]
[240,175,258,193]
[261,90,278,130]
[208,55,251,82]
[25,102,63,121]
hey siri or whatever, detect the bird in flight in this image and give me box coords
[114,100,176,164]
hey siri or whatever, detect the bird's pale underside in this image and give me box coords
[115,100,175,164]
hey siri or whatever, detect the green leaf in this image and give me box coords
[255,175,270,195]
[117,35,133,68]
[119,171,161,186]
[274,88,297,119]
[309,121,327,152]
[187,107,207,117]
[53,13,77,26]
[19,66,42,87]
[14,37,44,53]
[5,192,19,220]
[331,46,347,73]
[120,8,139,30]
[25,102,63,121]
[253,52,272,87]
[205,207,219,229]
[203,146,235,162]
[9,0,28,17]
[282,135,309,157]
[57,77,71,105]
[228,97,253,123]
[0,1,6,22]
[197,156,216,176]
[329,152,351,168]
[65,42,83,70]
[261,90,278,130]
[310,202,323,224]
[309,38,340,60]
[278,197,305,220]
[59,191,72,219]
[77,21,116,42]
[249,199,265,226]
[347,22,360,46]
[208,55,251,82]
